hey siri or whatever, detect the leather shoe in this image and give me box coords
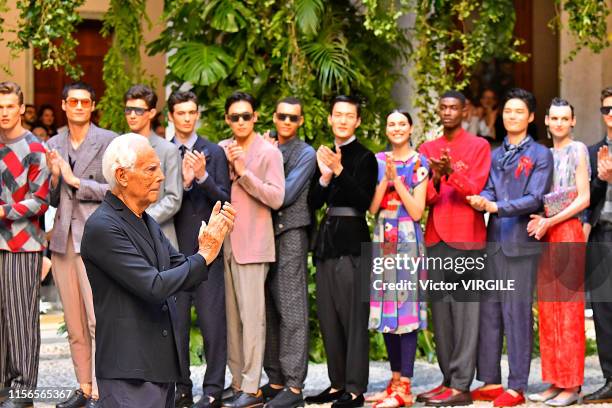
[472,386,505,401]
[331,393,364,408]
[259,384,282,402]
[222,391,263,408]
[176,391,194,408]
[57,389,89,408]
[222,387,240,402]
[193,395,221,408]
[85,399,100,408]
[417,384,446,402]
[493,390,525,407]
[584,380,612,404]
[0,399,34,408]
[426,389,472,406]
[304,387,344,404]
[265,389,304,408]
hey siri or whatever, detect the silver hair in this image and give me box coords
[102,133,151,189]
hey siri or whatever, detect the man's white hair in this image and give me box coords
[102,133,151,189]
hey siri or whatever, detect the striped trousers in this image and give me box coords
[0,250,41,390]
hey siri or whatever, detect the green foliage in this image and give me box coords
[410,0,528,140]
[148,0,408,148]
[0,0,84,78]
[550,0,611,62]
[97,0,152,133]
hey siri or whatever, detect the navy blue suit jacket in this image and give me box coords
[173,136,231,257]
[480,136,554,257]
[81,192,208,383]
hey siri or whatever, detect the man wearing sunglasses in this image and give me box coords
[219,91,285,408]
[584,86,612,404]
[46,81,117,408]
[124,84,182,249]
[168,90,231,408]
[258,97,315,408]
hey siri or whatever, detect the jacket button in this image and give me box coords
[279,223,284,229]
[278,211,283,216]
[162,305,168,312]
[89,175,94,179]
[162,329,168,337]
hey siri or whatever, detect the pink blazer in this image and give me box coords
[219,135,285,264]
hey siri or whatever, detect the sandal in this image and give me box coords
[374,379,412,408]
[366,379,398,402]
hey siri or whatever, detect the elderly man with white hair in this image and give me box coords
[80,133,235,408]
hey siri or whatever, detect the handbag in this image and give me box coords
[543,186,577,217]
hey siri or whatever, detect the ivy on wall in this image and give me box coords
[97,0,152,133]
[0,0,85,78]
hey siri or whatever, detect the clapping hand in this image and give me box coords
[225,141,246,177]
[597,146,612,182]
[198,201,236,265]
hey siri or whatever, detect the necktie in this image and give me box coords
[179,145,187,158]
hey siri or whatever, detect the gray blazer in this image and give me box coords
[146,133,182,248]
[47,124,117,254]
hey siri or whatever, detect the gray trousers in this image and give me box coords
[98,379,173,408]
[0,251,41,390]
[428,243,480,392]
[263,228,309,389]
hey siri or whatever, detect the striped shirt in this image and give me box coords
[0,131,50,252]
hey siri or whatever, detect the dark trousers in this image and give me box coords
[587,227,612,378]
[476,250,538,392]
[0,251,41,390]
[384,332,417,378]
[316,255,369,395]
[98,379,173,408]
[428,243,480,391]
[264,229,309,389]
[175,259,226,399]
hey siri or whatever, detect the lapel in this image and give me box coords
[106,192,157,262]
[72,124,102,177]
[244,134,263,170]
[145,212,169,271]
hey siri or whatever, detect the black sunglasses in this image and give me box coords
[228,112,253,123]
[601,106,612,116]
[276,113,301,123]
[124,106,149,116]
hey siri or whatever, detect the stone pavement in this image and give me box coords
[32,313,612,407]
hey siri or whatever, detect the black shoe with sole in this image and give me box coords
[259,384,282,402]
[265,389,304,408]
[304,387,344,404]
[331,393,364,408]
[222,391,264,408]
[56,389,88,408]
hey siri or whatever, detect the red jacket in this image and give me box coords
[418,129,491,249]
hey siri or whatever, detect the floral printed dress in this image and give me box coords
[369,151,429,334]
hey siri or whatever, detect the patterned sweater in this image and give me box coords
[0,131,50,252]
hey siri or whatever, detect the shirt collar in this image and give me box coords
[338,135,356,147]
[279,135,299,152]
[173,132,197,150]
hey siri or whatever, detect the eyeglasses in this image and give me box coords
[65,98,92,108]
[124,106,149,116]
[228,112,253,123]
[276,113,300,123]
[601,106,612,116]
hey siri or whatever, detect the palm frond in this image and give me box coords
[295,0,324,36]
[302,29,355,94]
[168,42,235,86]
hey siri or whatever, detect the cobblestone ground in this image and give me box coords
[31,313,612,407]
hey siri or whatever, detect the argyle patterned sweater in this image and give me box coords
[0,131,50,252]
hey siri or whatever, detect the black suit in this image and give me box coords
[81,192,209,404]
[172,136,231,399]
[586,137,612,378]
